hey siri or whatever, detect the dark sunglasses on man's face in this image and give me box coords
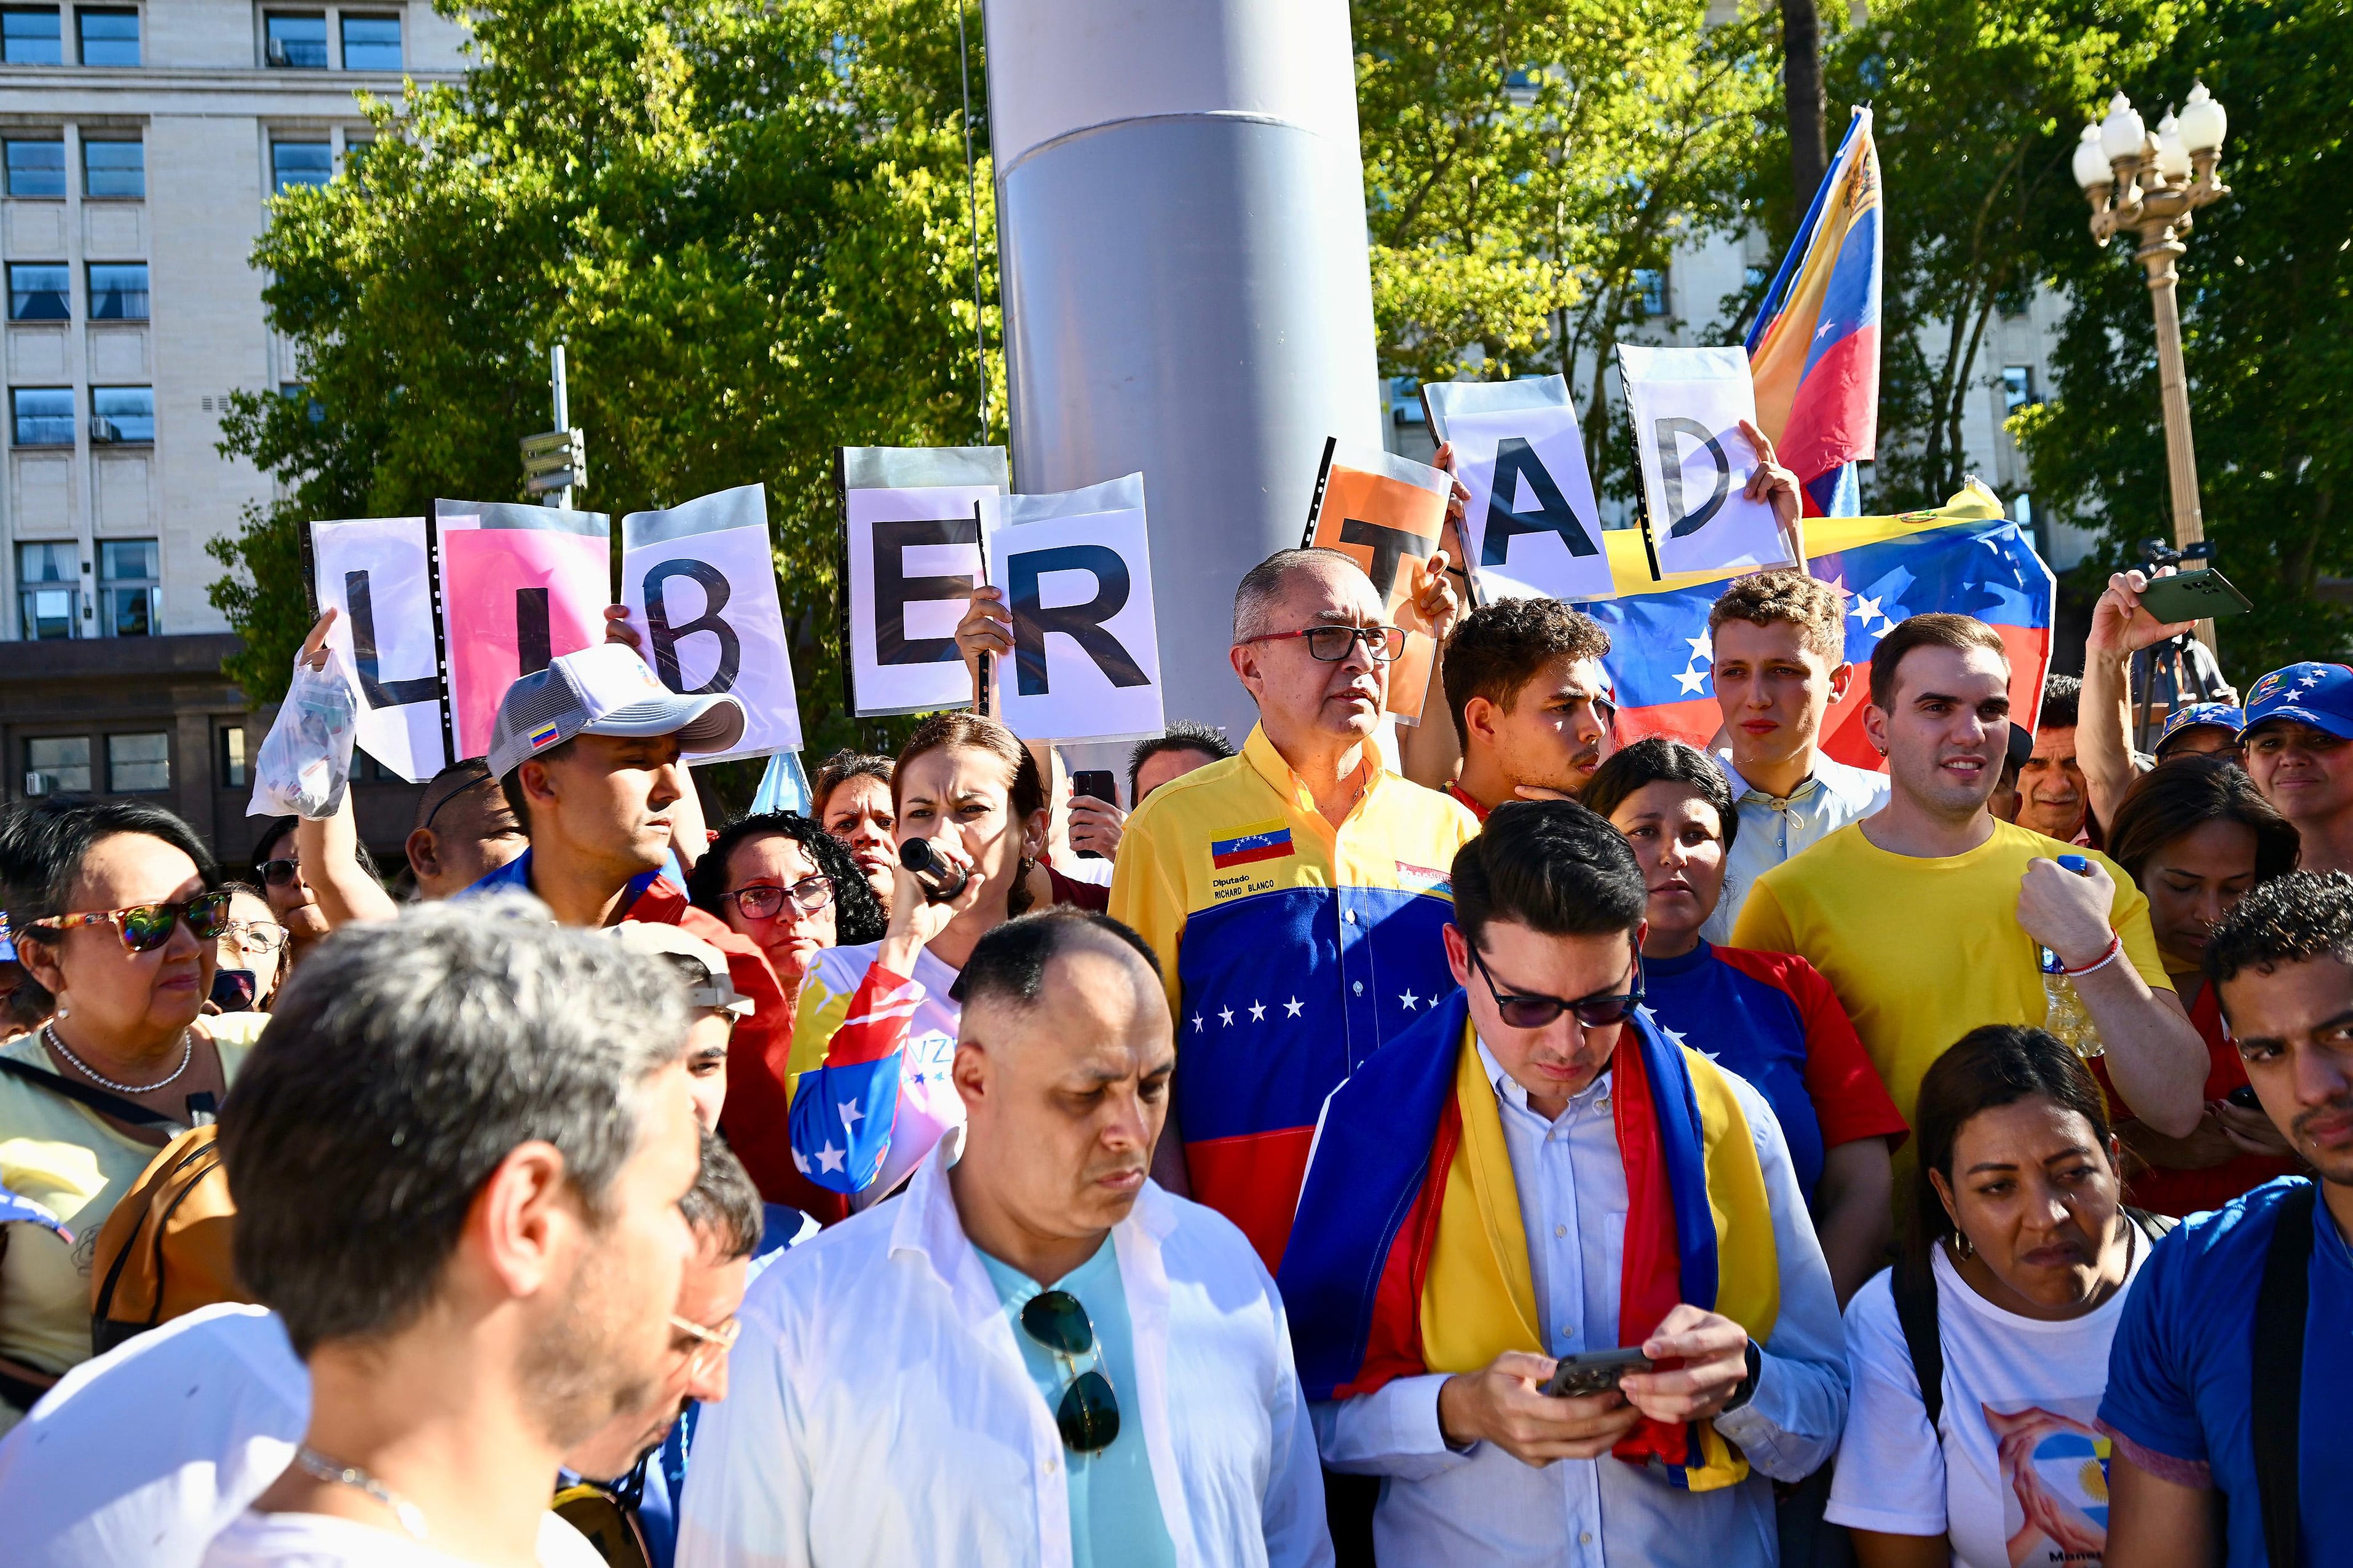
[258,857,302,890]
[1465,942,1643,1030]
[33,891,234,955]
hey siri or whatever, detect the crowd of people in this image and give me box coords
[0,439,2346,1568]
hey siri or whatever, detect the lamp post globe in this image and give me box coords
[2071,122,2114,191]
[2177,82,2228,153]
[2098,91,2146,164]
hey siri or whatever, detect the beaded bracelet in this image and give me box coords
[2062,933,2124,979]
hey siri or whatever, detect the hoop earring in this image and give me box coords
[1951,1230,1975,1261]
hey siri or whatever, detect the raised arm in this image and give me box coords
[2081,570,2197,830]
[285,609,399,927]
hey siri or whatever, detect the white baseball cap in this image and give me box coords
[486,643,746,779]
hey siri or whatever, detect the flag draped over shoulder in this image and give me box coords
[1575,481,2054,769]
[1749,107,1883,519]
[1279,990,1779,1492]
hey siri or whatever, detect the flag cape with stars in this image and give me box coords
[1577,480,2053,765]
[788,944,966,1205]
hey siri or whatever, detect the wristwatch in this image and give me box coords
[1721,1340,1763,1412]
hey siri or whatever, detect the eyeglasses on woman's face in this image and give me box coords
[222,918,289,955]
[721,873,835,922]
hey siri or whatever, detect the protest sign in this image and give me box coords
[434,500,612,761]
[622,484,802,761]
[1302,440,1448,723]
[1618,345,1797,578]
[838,445,1010,717]
[986,473,1163,743]
[1423,375,1615,604]
[305,514,448,782]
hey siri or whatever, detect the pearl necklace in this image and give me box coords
[41,1022,194,1094]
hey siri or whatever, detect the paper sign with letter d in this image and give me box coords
[435,500,612,761]
[1618,345,1797,578]
[622,483,802,762]
[986,473,1163,744]
[1302,439,1449,723]
[1423,374,1615,605]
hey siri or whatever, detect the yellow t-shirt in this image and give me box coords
[0,1015,267,1402]
[1729,819,2169,1190]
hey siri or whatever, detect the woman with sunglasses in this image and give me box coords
[687,812,886,993]
[249,817,381,969]
[1584,738,1907,1304]
[0,798,271,1430]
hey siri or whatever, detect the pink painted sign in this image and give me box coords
[434,502,612,760]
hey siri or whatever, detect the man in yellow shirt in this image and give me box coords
[1731,613,2207,1183]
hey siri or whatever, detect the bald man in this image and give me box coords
[679,908,1332,1568]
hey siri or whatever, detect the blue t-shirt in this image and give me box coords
[2099,1178,2353,1568]
[976,1237,1179,1568]
[1643,943,1827,1194]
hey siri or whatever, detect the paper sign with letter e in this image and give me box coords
[307,515,448,782]
[839,445,1010,717]
[434,500,613,761]
[1424,375,1615,605]
[622,483,801,762]
[1618,345,1795,578]
[1302,439,1448,723]
[986,473,1163,744]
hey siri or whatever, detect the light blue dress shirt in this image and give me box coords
[1311,1026,1850,1568]
[1702,752,1889,947]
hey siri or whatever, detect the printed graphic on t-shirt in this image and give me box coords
[1989,1396,2110,1567]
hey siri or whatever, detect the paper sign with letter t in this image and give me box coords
[1618,345,1795,578]
[986,473,1164,744]
[1302,439,1449,723]
[622,483,802,762]
[1423,374,1615,605]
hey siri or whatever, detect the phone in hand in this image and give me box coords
[2226,1084,2261,1111]
[1540,1347,1653,1398]
[1069,770,1119,859]
[210,968,258,1013]
[2136,567,2252,623]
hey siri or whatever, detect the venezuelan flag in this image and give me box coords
[1209,820,1294,870]
[1749,107,1883,518]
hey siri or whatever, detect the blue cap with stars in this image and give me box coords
[2155,702,2245,755]
[2245,663,2353,743]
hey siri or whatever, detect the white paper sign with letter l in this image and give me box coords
[839,445,1009,717]
[622,483,801,761]
[307,514,448,782]
[1423,375,1616,604]
[986,473,1164,744]
[1618,344,1794,578]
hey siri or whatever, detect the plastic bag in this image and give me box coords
[247,654,360,819]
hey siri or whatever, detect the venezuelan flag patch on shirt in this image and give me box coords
[1210,820,1295,870]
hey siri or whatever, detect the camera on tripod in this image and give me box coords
[2137,537,2214,576]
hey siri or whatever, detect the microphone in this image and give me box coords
[899,837,975,905]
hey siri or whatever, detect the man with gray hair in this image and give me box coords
[202,899,704,1567]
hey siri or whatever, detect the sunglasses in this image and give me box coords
[33,891,234,954]
[667,1312,743,1382]
[1018,1290,1121,1452]
[721,873,835,921]
[1238,624,1407,664]
[258,857,303,890]
[223,919,289,954]
[1466,942,1643,1030]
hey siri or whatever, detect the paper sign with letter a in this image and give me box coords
[986,473,1163,744]
[1424,375,1615,605]
[839,445,1009,717]
[1618,345,1795,578]
[622,484,801,762]
[1302,440,1449,723]
[307,515,448,782]
[435,500,612,761]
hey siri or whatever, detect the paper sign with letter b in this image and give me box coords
[622,484,801,762]
[307,514,447,783]
[986,473,1164,743]
[1618,345,1795,578]
[435,500,612,761]
[1302,439,1449,723]
[1424,375,1615,605]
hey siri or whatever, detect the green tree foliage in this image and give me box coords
[2013,0,2353,672]
[209,0,1001,753]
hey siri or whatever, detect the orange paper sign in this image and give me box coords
[1302,441,1452,723]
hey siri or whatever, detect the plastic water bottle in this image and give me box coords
[2041,947,2104,1058]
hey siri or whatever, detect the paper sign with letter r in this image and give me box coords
[986,473,1163,744]
[1302,439,1449,723]
[622,483,802,762]
[307,514,448,783]
[435,500,612,762]
[838,445,1010,716]
[1618,344,1795,578]
[1423,374,1615,605]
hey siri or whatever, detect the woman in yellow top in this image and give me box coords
[0,798,269,1430]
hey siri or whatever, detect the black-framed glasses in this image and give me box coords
[1019,1290,1121,1452]
[258,857,302,889]
[1238,624,1407,664]
[722,873,834,921]
[1465,942,1643,1030]
[32,891,234,954]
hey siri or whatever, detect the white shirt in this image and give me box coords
[1703,752,1889,945]
[674,1139,1333,1568]
[1311,1031,1849,1568]
[200,1511,604,1568]
[1826,1239,2151,1568]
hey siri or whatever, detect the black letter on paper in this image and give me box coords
[1008,545,1149,696]
[1655,417,1732,539]
[1483,438,1599,563]
[343,569,437,709]
[873,516,981,666]
[1339,518,1436,601]
[644,559,741,695]
[516,586,552,676]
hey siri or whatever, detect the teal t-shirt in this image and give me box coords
[976,1237,1179,1568]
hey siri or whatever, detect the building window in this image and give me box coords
[7,262,68,321]
[90,385,152,443]
[81,136,141,196]
[1,6,62,65]
[1634,268,1669,319]
[218,724,247,788]
[1388,376,1423,425]
[2001,365,2039,413]
[280,379,325,423]
[87,262,146,320]
[99,537,156,636]
[263,10,326,67]
[341,10,397,68]
[271,138,332,192]
[4,136,65,197]
[106,731,168,792]
[17,542,76,640]
[12,386,73,445]
[25,735,90,792]
[75,5,134,64]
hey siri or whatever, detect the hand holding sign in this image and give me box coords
[621,484,802,760]
[839,445,1009,717]
[1302,440,1456,722]
[985,474,1165,743]
[1618,345,1798,579]
[1424,377,1615,604]
[307,514,447,782]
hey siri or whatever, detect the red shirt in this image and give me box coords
[2094,980,2297,1217]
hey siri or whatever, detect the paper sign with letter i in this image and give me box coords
[622,484,802,762]
[306,515,448,782]
[1618,345,1795,578]
[986,473,1164,744]
[1423,374,1615,605]
[434,500,613,762]
[1302,439,1449,723]
[838,445,1010,717]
